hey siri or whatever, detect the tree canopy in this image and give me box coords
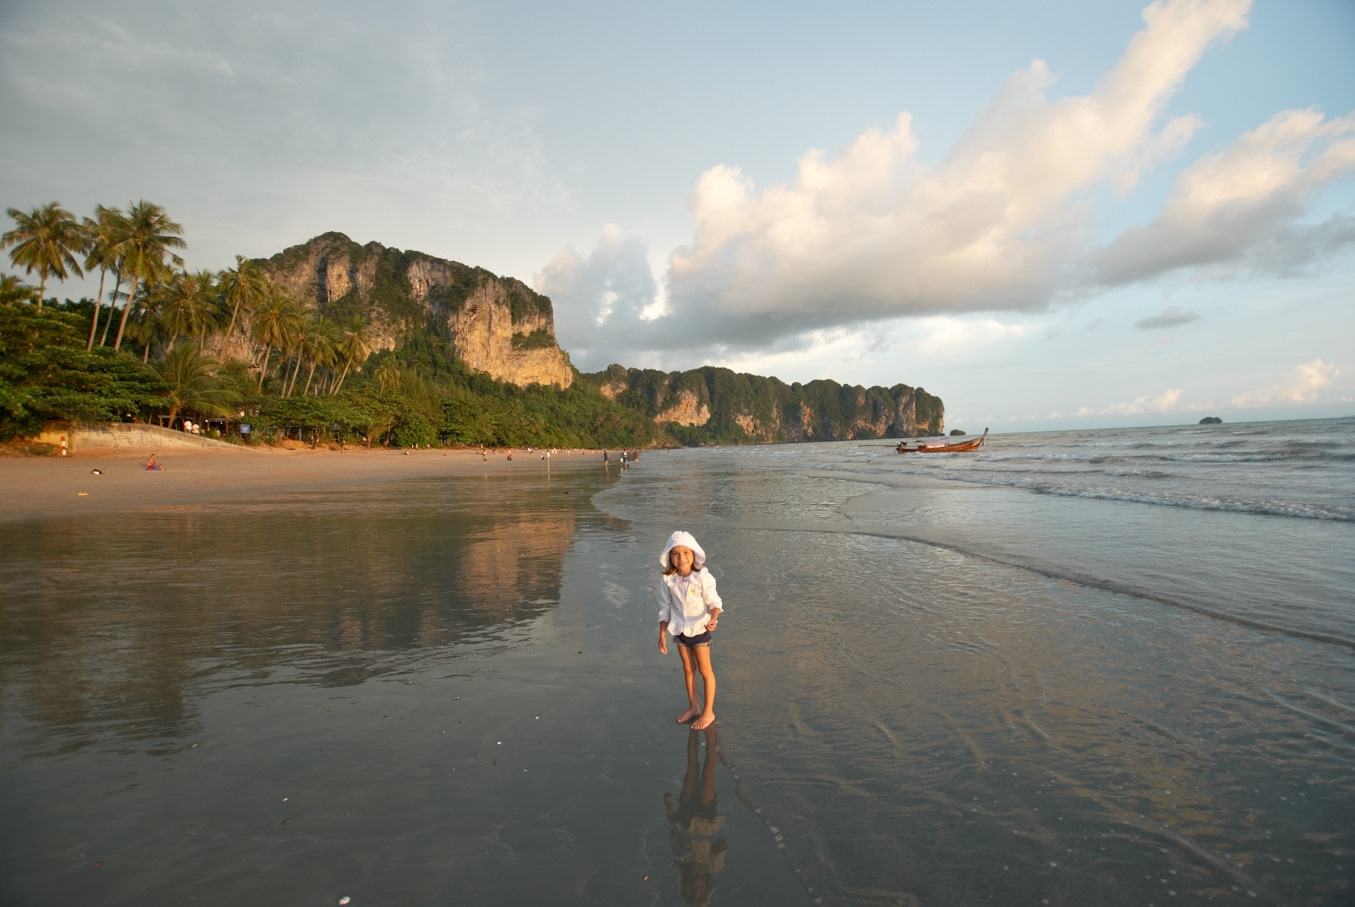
[2,200,942,449]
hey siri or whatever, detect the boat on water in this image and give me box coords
[897,428,988,454]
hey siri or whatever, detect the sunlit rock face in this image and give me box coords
[259,232,573,389]
[582,364,943,443]
[654,390,711,427]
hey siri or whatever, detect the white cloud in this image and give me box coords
[536,225,665,367]
[1077,388,1184,416]
[907,317,1031,357]
[540,0,1355,388]
[659,0,1251,333]
[1230,358,1340,407]
[1093,107,1355,283]
[545,0,1352,370]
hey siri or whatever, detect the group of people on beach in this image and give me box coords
[602,449,641,468]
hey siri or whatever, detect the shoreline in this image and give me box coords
[0,446,602,523]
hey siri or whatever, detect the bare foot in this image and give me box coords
[691,712,716,730]
[676,707,700,724]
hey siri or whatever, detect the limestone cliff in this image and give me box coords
[258,233,573,389]
[586,365,944,444]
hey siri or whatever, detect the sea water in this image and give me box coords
[1,419,1352,905]
[597,418,1355,904]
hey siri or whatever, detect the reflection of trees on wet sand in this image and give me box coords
[665,725,728,907]
[0,478,579,754]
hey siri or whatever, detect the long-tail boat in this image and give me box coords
[897,428,988,453]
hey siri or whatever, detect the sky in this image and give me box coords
[2,0,1353,432]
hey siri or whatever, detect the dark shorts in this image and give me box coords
[676,630,712,648]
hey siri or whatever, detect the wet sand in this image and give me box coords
[0,445,808,906]
[0,447,591,523]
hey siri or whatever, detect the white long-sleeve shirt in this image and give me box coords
[658,568,724,637]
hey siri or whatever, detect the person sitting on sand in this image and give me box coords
[657,531,724,730]
[146,453,163,471]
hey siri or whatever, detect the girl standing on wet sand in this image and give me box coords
[657,531,724,730]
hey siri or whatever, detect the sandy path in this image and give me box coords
[0,447,588,523]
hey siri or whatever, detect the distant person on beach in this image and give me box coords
[146,454,163,471]
[603,450,609,464]
[658,531,724,730]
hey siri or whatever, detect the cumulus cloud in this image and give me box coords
[906,317,1031,357]
[537,225,667,364]
[666,0,1254,331]
[663,5,1222,338]
[1077,388,1184,417]
[542,0,1355,374]
[1135,305,1199,329]
[1092,107,1355,284]
[1230,358,1340,407]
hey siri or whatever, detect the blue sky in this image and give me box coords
[2,0,1352,431]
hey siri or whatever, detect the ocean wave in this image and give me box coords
[1101,468,1175,479]
[931,473,1354,521]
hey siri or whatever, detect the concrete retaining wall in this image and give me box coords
[39,423,250,453]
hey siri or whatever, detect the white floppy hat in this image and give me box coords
[659,530,706,569]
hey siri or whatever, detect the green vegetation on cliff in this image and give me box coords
[3,202,944,449]
[584,364,943,445]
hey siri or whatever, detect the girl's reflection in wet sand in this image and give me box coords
[664,725,728,906]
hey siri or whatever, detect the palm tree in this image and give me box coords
[127,282,167,363]
[216,256,269,358]
[98,213,135,348]
[250,287,304,390]
[155,343,241,428]
[282,317,329,396]
[158,268,219,351]
[1,202,85,311]
[0,274,34,305]
[113,200,185,351]
[81,205,127,350]
[332,314,373,394]
[300,315,337,396]
[373,362,401,393]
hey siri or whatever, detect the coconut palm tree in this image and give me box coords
[158,268,219,352]
[81,205,127,350]
[282,316,330,397]
[216,256,269,358]
[373,362,402,394]
[250,287,304,390]
[127,282,168,363]
[332,314,373,394]
[113,200,185,351]
[155,342,241,429]
[0,274,34,304]
[1,202,85,311]
[300,315,337,396]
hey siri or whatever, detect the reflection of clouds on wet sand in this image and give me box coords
[665,726,727,907]
[0,471,584,755]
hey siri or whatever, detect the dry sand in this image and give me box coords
[0,446,586,523]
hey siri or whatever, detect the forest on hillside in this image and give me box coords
[1,200,941,449]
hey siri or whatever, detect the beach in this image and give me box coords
[0,445,593,523]
[2,420,1353,905]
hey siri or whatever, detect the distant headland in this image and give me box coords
[1,205,944,449]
